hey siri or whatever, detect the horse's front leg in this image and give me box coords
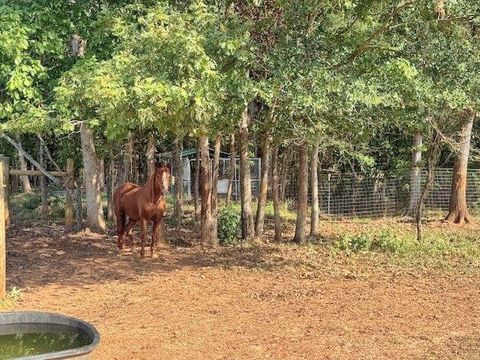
[140,219,147,258]
[151,220,161,258]
[125,219,137,254]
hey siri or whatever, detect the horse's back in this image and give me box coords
[113,182,141,208]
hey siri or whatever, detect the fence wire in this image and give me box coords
[285,168,480,218]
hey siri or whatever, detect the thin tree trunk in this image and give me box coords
[80,124,106,232]
[310,139,320,237]
[293,143,309,243]
[17,137,32,193]
[98,159,105,192]
[199,134,216,245]
[173,136,184,221]
[445,116,474,224]
[194,143,200,216]
[272,147,282,241]
[39,143,48,219]
[416,130,441,241]
[211,135,221,242]
[239,107,254,240]
[146,133,156,177]
[105,158,114,221]
[280,149,291,201]
[123,132,134,183]
[407,132,423,216]
[255,134,271,238]
[226,134,235,206]
[75,182,83,231]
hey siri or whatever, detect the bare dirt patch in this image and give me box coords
[4,221,480,360]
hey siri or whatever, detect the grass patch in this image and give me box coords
[330,223,480,270]
[0,287,22,311]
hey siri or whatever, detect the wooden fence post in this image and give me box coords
[65,158,75,227]
[0,156,9,227]
[0,159,6,299]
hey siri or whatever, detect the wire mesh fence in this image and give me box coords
[285,168,480,218]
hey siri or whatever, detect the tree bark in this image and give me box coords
[272,147,282,241]
[211,135,221,242]
[416,130,441,241]
[194,143,200,216]
[239,107,254,240]
[17,137,32,193]
[105,158,114,221]
[146,133,156,178]
[226,134,235,206]
[199,135,216,245]
[445,116,474,224]
[407,132,422,216]
[293,143,309,243]
[310,139,320,237]
[80,124,106,232]
[173,136,184,221]
[123,132,134,184]
[255,134,271,238]
[280,149,291,201]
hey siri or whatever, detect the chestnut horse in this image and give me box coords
[113,163,171,257]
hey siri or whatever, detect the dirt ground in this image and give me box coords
[4,221,480,360]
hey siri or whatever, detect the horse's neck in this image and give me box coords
[143,173,162,203]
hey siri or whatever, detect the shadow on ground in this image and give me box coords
[6,220,316,290]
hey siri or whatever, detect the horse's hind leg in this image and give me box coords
[140,219,147,258]
[125,219,137,254]
[116,210,126,250]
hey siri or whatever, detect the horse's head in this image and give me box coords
[153,162,171,196]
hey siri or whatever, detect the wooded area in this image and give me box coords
[0,0,478,246]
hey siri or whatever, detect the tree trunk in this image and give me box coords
[17,137,32,193]
[272,147,282,241]
[310,139,320,237]
[280,149,291,201]
[226,134,235,206]
[105,158,114,221]
[239,107,254,240]
[199,135,216,245]
[39,143,48,219]
[211,135,221,242]
[75,183,83,231]
[173,136,184,221]
[407,132,422,216]
[445,116,474,224]
[80,124,106,232]
[98,159,105,192]
[146,133,156,178]
[194,143,200,216]
[293,143,308,243]
[123,132,134,183]
[416,131,441,241]
[255,135,271,238]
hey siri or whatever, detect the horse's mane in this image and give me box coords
[143,166,166,204]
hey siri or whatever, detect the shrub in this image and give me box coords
[337,233,372,252]
[218,205,241,245]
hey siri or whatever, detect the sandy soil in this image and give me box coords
[4,222,480,360]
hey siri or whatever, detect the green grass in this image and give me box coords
[329,225,480,271]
